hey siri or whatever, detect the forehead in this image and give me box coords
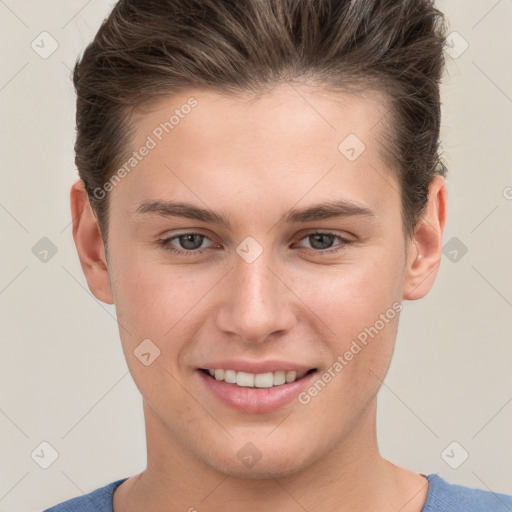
[132,82,390,155]
[111,82,398,223]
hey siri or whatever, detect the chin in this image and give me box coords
[196,436,320,480]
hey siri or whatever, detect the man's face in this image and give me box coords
[106,83,410,477]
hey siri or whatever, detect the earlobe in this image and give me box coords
[403,175,448,301]
[70,179,114,304]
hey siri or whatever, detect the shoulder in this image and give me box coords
[423,473,512,512]
[41,478,128,512]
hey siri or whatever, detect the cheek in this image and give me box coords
[109,248,225,379]
[108,251,207,414]
[292,246,403,400]
[111,249,203,329]
[295,243,404,336]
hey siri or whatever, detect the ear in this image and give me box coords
[70,179,114,304]
[403,175,448,300]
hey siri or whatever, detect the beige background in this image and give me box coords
[0,1,511,511]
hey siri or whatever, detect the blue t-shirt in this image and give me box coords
[42,473,512,511]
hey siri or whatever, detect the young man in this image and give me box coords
[44,0,512,510]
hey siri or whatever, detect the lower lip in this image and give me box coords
[197,370,317,414]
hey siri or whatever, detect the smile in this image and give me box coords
[202,368,314,388]
[197,366,318,414]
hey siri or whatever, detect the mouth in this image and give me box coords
[199,368,317,388]
[197,365,319,414]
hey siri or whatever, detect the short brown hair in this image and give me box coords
[73,0,447,245]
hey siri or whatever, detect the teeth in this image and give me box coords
[273,370,286,386]
[224,369,237,383]
[207,368,309,388]
[285,371,297,383]
[254,372,273,388]
[236,371,254,387]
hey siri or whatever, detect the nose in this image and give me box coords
[215,249,296,344]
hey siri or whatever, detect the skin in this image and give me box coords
[71,82,447,512]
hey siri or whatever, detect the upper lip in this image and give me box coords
[198,359,317,374]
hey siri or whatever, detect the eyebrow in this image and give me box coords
[133,199,376,228]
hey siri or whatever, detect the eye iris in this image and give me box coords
[309,234,334,250]
[179,234,204,250]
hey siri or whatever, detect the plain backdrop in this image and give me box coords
[0,1,511,511]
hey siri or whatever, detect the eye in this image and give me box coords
[158,233,217,256]
[158,230,354,257]
[295,231,353,254]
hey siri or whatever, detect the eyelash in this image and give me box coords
[157,231,354,257]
